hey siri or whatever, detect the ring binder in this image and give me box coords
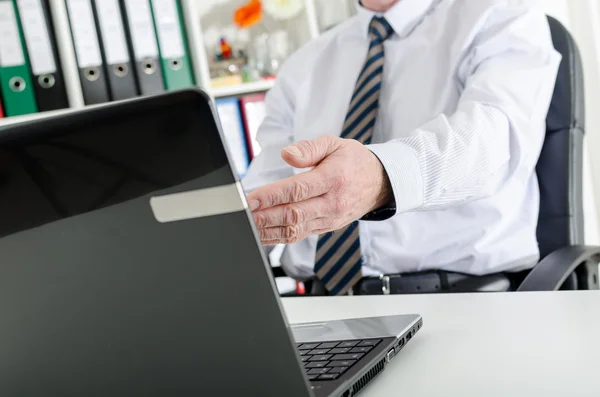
[92,0,137,100]
[0,0,38,116]
[16,0,69,111]
[64,0,109,105]
[121,0,164,96]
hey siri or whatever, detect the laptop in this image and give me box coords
[0,89,422,397]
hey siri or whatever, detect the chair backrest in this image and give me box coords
[536,16,586,259]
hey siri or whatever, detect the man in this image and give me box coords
[242,0,561,295]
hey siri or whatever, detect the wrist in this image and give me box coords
[370,155,394,212]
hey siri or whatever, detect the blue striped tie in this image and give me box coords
[314,17,394,296]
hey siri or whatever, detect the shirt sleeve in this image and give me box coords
[367,5,561,216]
[241,66,297,193]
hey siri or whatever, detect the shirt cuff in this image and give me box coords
[366,142,424,215]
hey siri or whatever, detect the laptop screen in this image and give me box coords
[0,90,233,238]
[0,90,311,396]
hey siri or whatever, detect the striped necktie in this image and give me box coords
[313,16,394,296]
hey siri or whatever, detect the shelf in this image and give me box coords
[209,79,275,98]
[0,108,80,127]
[0,79,273,126]
[0,102,115,127]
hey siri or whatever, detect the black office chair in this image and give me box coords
[516,16,600,291]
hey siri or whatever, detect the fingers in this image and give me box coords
[257,218,332,244]
[281,135,342,169]
[262,240,282,247]
[246,136,346,211]
[252,197,331,229]
[246,169,331,211]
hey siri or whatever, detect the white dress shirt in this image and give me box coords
[242,0,561,280]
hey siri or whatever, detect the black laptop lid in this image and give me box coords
[0,90,310,396]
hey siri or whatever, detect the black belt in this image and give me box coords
[308,270,523,296]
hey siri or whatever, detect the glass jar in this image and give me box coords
[267,30,291,76]
[252,33,271,78]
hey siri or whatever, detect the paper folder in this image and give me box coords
[121,0,164,96]
[92,0,137,100]
[0,0,38,116]
[16,0,69,111]
[64,0,109,105]
[150,0,194,90]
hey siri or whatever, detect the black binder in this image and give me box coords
[91,0,137,101]
[64,0,109,105]
[16,0,69,111]
[120,0,164,96]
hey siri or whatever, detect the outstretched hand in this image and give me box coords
[246,135,392,245]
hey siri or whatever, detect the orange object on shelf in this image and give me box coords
[234,0,263,28]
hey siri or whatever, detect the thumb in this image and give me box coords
[281,135,342,168]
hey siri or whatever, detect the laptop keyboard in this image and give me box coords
[296,339,382,381]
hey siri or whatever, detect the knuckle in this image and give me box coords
[286,222,311,244]
[291,181,310,202]
[259,229,270,241]
[284,206,303,225]
[285,223,307,244]
[265,227,282,241]
[266,189,283,207]
[334,197,349,215]
[330,174,350,191]
[284,225,298,241]
[254,213,267,228]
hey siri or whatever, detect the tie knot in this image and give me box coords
[369,16,394,42]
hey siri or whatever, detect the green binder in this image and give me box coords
[0,0,38,116]
[150,0,195,91]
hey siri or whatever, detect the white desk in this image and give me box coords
[282,291,600,397]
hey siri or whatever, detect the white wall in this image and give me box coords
[543,0,571,26]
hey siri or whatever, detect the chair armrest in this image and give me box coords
[517,246,600,291]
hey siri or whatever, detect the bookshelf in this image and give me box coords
[210,78,274,98]
[194,0,321,99]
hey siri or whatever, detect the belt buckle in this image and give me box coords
[379,275,391,295]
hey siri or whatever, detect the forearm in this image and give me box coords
[367,6,560,216]
[368,101,513,213]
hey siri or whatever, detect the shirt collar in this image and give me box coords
[356,0,438,39]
